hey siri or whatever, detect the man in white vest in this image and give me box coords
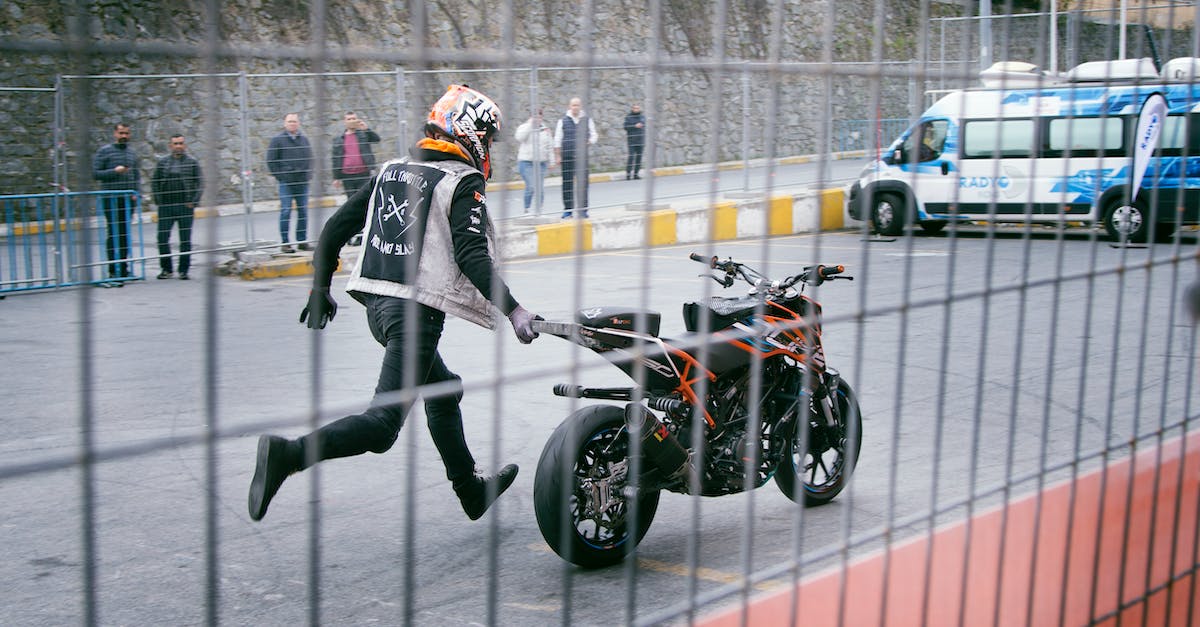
[249,85,539,523]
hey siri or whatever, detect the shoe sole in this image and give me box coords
[248,436,275,521]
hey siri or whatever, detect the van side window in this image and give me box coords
[1158,113,1200,156]
[963,119,1037,158]
[1046,117,1124,157]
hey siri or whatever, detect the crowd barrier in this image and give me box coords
[0,190,144,294]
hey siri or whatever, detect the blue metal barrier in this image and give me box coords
[0,190,144,295]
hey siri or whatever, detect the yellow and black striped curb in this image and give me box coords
[235,187,850,280]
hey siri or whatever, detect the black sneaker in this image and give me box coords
[248,435,298,521]
[297,243,313,251]
[454,464,519,521]
[157,271,174,280]
[280,244,295,254]
[178,273,189,280]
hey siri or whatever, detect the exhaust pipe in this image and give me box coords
[626,403,691,480]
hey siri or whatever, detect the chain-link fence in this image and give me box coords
[2,1,1199,626]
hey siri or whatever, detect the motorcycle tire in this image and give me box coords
[775,379,863,506]
[533,404,661,568]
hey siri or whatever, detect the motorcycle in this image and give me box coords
[530,252,862,568]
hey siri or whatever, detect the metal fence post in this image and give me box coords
[238,71,255,248]
[740,62,750,192]
[53,74,66,286]
[530,66,543,215]
[396,66,407,156]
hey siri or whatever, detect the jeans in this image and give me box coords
[157,205,194,274]
[278,181,309,243]
[101,194,133,278]
[296,296,477,485]
[517,160,547,211]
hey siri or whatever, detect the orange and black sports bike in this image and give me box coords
[531,252,862,568]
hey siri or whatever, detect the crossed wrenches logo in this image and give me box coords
[382,196,409,224]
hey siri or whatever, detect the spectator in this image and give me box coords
[151,134,203,280]
[623,103,645,180]
[248,85,540,524]
[92,122,140,284]
[266,112,313,253]
[332,110,381,199]
[515,109,555,214]
[554,97,598,219]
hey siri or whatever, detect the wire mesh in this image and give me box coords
[0,1,1198,626]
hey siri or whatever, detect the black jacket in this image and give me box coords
[266,131,313,184]
[623,111,646,147]
[151,153,203,209]
[332,128,382,180]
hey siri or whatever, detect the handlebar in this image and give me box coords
[689,252,852,291]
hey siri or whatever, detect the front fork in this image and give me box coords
[817,368,841,427]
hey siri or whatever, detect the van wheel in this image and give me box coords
[872,192,905,236]
[919,220,947,235]
[1103,198,1149,243]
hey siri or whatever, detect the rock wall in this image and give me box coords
[0,2,1193,206]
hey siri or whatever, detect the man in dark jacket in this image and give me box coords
[151,134,203,280]
[332,111,381,199]
[248,85,540,524]
[266,113,313,253]
[623,104,645,180]
[92,122,141,282]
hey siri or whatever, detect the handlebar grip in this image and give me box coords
[553,384,584,398]
[689,252,716,268]
[819,264,845,278]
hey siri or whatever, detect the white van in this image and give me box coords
[846,57,1200,242]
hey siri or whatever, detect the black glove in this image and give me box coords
[508,305,541,344]
[299,287,338,329]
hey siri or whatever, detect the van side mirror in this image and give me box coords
[893,148,904,163]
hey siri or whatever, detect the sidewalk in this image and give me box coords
[196,150,868,279]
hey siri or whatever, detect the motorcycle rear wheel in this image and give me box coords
[775,379,863,506]
[533,404,661,568]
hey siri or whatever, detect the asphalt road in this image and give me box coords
[2,226,1197,625]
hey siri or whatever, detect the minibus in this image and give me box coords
[847,57,1200,242]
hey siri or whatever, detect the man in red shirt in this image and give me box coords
[332,111,381,199]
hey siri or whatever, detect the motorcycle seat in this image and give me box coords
[575,306,661,337]
[682,296,759,333]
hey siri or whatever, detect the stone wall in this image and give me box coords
[0,2,1193,206]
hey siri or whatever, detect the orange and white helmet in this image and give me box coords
[426,84,503,179]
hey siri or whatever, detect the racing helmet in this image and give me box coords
[426,84,503,179]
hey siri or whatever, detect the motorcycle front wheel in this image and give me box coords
[775,378,863,506]
[533,404,661,568]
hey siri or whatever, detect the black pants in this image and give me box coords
[157,205,194,274]
[102,195,133,278]
[561,153,588,213]
[342,175,371,199]
[297,296,476,485]
[626,142,643,177]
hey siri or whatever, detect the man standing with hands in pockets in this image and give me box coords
[151,134,202,280]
